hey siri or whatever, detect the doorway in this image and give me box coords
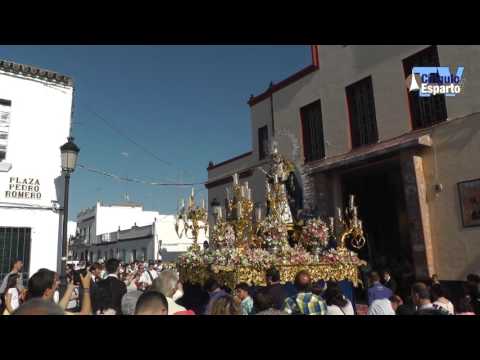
[340,159,413,282]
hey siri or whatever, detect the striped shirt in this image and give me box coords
[282,292,327,315]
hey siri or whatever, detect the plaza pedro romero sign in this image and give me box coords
[5,177,42,200]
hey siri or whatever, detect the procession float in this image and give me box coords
[174,144,367,290]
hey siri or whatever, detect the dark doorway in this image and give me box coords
[341,159,413,295]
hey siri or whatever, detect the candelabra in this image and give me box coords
[224,173,255,248]
[330,195,366,255]
[175,188,208,251]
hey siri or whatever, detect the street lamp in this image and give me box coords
[60,136,80,275]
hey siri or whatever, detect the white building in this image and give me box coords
[70,202,207,263]
[0,59,74,280]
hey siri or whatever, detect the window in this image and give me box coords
[346,76,379,148]
[0,99,12,162]
[258,126,269,160]
[403,45,447,129]
[0,227,31,287]
[301,100,325,162]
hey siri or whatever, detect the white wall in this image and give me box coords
[154,215,207,255]
[95,203,160,236]
[0,71,73,207]
[0,69,73,276]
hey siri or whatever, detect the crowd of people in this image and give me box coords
[0,257,479,316]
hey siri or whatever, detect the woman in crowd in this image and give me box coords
[209,294,241,315]
[1,274,21,315]
[430,284,455,315]
[324,284,354,315]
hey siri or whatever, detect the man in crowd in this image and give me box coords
[367,271,393,306]
[411,282,448,315]
[136,262,148,291]
[382,270,397,295]
[0,259,25,306]
[389,295,403,313]
[465,273,480,314]
[204,278,228,315]
[367,298,395,315]
[92,258,126,315]
[151,270,193,314]
[235,282,254,315]
[139,260,158,288]
[265,267,288,310]
[134,291,168,315]
[13,298,65,315]
[89,263,102,284]
[15,268,92,315]
[282,270,327,315]
[254,289,287,315]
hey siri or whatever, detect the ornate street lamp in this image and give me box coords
[60,137,79,275]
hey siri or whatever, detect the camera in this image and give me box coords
[70,268,88,285]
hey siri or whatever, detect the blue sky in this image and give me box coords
[0,45,310,219]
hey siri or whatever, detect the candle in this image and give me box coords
[202,199,205,209]
[256,208,262,222]
[266,183,271,193]
[233,173,239,185]
[274,174,278,184]
[349,195,354,209]
[244,181,249,189]
[226,188,230,201]
[329,217,334,230]
[358,220,362,229]
[337,207,342,219]
[240,186,245,198]
[247,188,252,201]
[353,206,358,218]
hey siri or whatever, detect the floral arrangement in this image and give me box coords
[299,218,329,252]
[259,216,289,252]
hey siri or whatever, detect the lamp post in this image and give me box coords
[60,137,80,276]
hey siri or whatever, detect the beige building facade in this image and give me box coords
[206,45,480,281]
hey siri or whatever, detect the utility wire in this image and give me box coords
[81,105,199,184]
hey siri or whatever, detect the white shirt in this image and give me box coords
[139,270,158,286]
[368,299,395,315]
[166,297,186,315]
[327,299,355,315]
[433,299,454,315]
[7,288,20,311]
